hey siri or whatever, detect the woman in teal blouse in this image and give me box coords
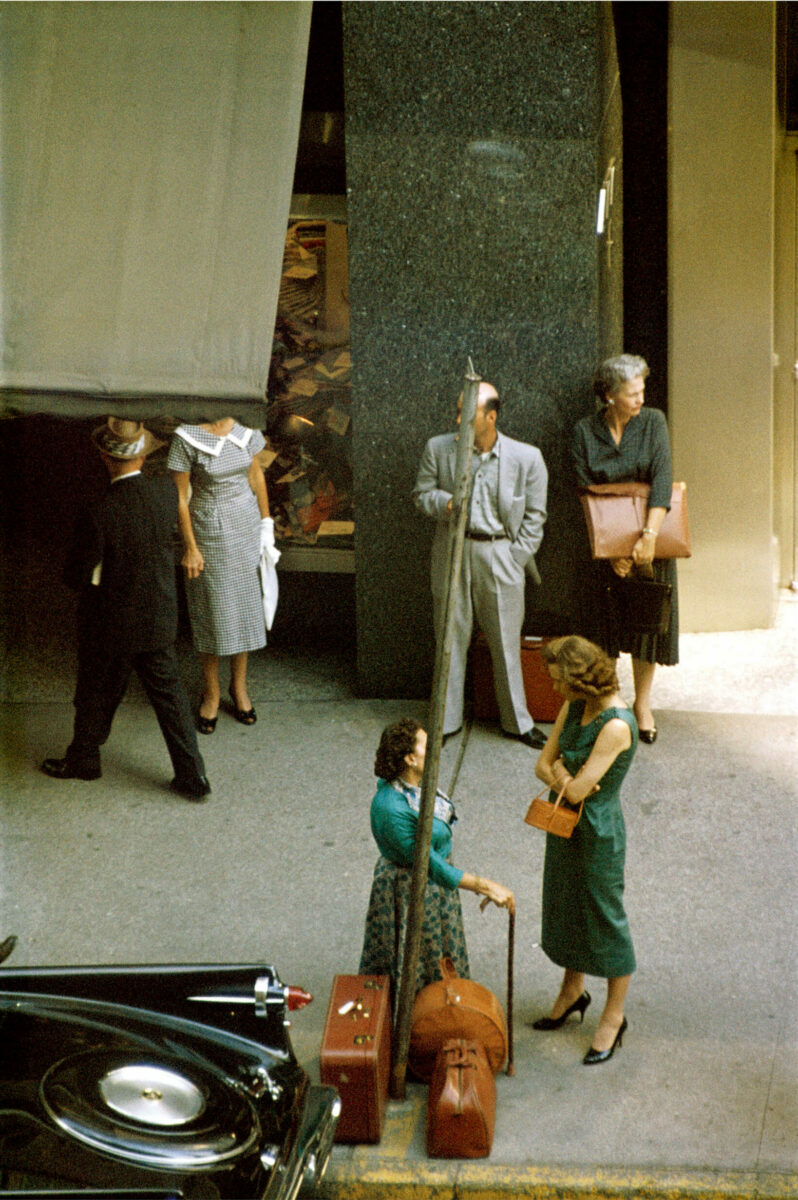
[532,636,637,1066]
[359,717,514,993]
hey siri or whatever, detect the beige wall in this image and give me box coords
[773,133,797,588]
[669,1,776,630]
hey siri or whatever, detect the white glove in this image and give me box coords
[260,516,281,564]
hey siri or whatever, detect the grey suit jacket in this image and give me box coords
[413,430,548,585]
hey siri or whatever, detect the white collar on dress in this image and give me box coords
[174,424,253,457]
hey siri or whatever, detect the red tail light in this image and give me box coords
[286,986,313,1012]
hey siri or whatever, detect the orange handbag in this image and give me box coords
[409,957,507,1082]
[525,782,584,839]
[426,1039,496,1159]
[579,480,691,559]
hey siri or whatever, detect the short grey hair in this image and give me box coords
[592,354,650,409]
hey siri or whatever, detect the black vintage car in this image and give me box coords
[0,963,340,1198]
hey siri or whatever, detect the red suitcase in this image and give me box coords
[320,974,392,1143]
[471,633,562,723]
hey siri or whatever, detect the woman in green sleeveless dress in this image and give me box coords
[532,637,637,1065]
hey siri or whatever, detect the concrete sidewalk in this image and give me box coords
[1,597,796,1198]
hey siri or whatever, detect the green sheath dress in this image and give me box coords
[540,702,637,977]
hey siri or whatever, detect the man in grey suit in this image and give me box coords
[414,382,549,747]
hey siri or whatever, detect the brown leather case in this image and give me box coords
[579,480,691,559]
[426,1039,496,1159]
[409,957,507,1083]
[472,633,561,723]
[320,974,391,1143]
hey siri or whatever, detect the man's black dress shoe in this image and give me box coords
[170,775,212,801]
[502,727,548,750]
[41,757,101,781]
[0,935,17,965]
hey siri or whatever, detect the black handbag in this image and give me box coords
[608,574,673,635]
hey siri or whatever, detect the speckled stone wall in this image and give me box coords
[344,0,622,697]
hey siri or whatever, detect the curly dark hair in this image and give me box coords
[374,717,422,781]
[540,636,618,699]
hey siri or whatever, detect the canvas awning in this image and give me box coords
[0,1,312,422]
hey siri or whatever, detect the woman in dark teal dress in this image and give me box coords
[572,353,678,743]
[359,717,514,995]
[531,637,637,1065]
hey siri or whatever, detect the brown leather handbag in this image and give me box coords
[525,782,584,838]
[579,481,691,559]
[426,1039,496,1159]
[408,957,507,1082]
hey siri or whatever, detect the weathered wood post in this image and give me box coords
[390,360,481,1099]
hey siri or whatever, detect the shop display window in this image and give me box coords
[263,211,353,569]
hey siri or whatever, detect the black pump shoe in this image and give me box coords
[583,1016,628,1065]
[639,727,658,744]
[228,687,257,726]
[531,990,591,1030]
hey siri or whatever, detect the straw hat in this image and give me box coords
[91,419,165,460]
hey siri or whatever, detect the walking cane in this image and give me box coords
[506,907,515,1075]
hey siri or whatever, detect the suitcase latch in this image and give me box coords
[338,998,371,1020]
[354,1034,374,1045]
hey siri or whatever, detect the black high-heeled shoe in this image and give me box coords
[583,1016,627,1065]
[228,687,257,726]
[531,990,591,1030]
[0,935,17,965]
[196,700,218,735]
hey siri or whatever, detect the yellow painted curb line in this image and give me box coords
[319,1090,797,1199]
[320,1159,798,1200]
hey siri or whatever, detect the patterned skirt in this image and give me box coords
[359,856,470,997]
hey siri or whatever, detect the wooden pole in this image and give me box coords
[390,360,481,1100]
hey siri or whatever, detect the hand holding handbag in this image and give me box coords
[525,781,584,839]
[609,571,673,636]
[579,481,691,559]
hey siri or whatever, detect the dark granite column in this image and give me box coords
[344,0,622,697]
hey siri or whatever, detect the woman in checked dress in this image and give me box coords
[168,418,277,733]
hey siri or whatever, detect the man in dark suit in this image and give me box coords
[42,420,211,800]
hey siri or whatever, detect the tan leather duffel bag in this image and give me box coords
[426,1039,496,1159]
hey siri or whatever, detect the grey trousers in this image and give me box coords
[432,538,532,736]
